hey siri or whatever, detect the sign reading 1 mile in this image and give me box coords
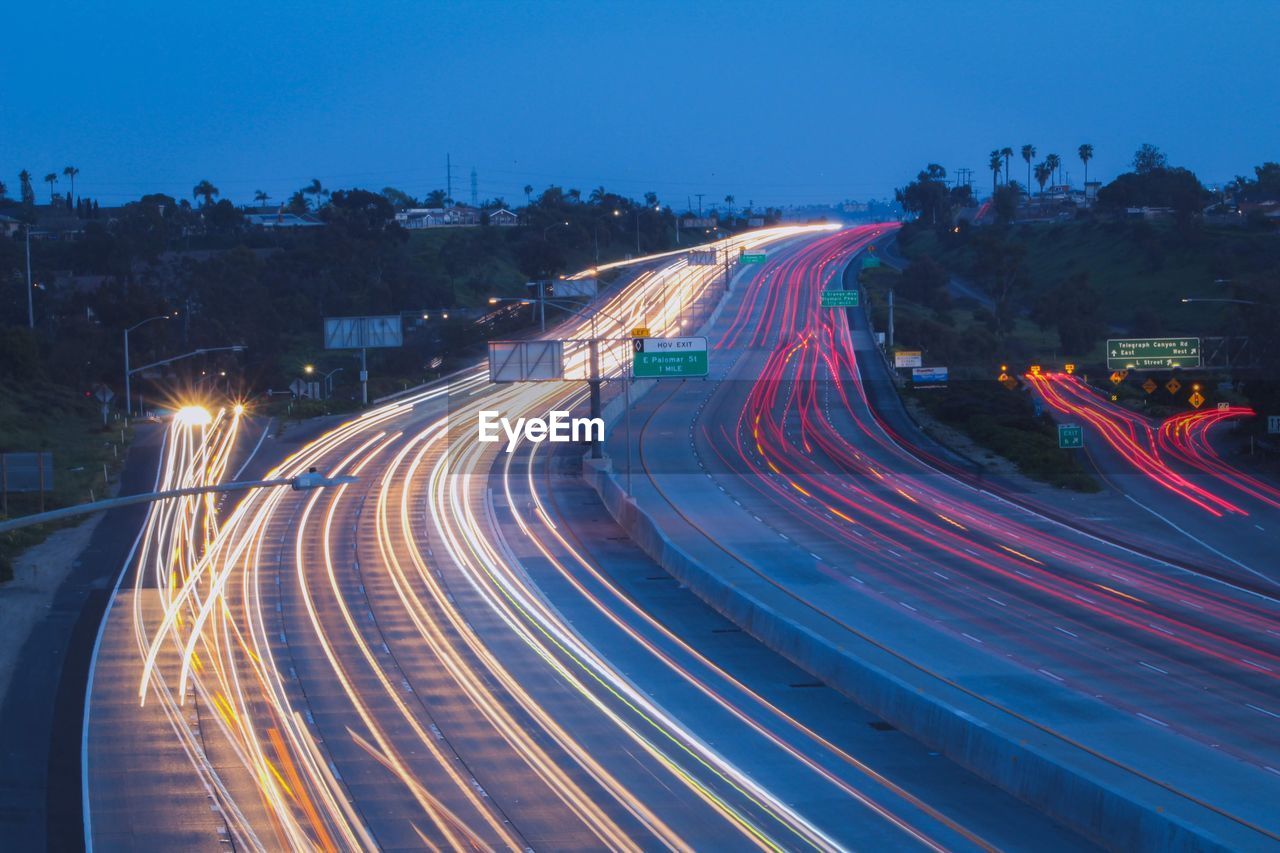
[633,336,709,378]
[821,289,859,308]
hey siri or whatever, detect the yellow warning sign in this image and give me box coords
[1166,378,1182,395]
[1110,369,1129,385]
[1188,391,1205,409]
[998,372,1018,391]
[1142,378,1158,394]
[630,327,650,338]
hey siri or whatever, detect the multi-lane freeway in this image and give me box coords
[79,224,1280,850]
[615,226,1280,848]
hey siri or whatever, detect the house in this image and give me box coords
[395,207,482,229]
[0,213,21,238]
[244,212,325,229]
[486,208,519,227]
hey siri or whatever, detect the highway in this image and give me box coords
[1028,371,1280,589]
[83,227,1081,851]
[614,225,1280,848]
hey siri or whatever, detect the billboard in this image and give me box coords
[912,366,948,386]
[1,452,54,492]
[488,340,565,382]
[324,315,403,349]
[555,278,598,298]
[894,350,923,368]
[687,250,718,266]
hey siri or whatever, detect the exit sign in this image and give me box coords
[1058,423,1084,449]
[821,289,859,308]
[632,336,709,378]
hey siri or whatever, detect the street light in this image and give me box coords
[320,367,343,398]
[542,221,570,239]
[1180,298,1262,306]
[124,314,172,418]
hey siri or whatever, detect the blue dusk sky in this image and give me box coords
[3,0,1276,209]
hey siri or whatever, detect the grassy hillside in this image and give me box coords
[0,383,126,581]
[898,218,1280,365]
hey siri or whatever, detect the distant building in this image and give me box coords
[395,206,481,229]
[486,208,519,227]
[245,212,324,229]
[0,213,21,238]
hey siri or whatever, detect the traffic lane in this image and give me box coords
[691,296,1280,766]
[265,474,545,851]
[668,350,1280,771]
[498,421,972,852]
[533,435,1093,851]
[1030,380,1280,588]
[621,232,1280,834]
[624,373,1280,841]
[265,404,744,850]
[843,296,1249,581]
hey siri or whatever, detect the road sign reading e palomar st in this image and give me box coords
[632,336,708,378]
[1106,337,1201,370]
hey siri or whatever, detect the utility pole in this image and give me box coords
[888,286,895,349]
[360,347,368,405]
[446,153,453,203]
[25,225,34,328]
[470,167,478,208]
[695,193,704,216]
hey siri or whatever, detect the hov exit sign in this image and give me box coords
[633,336,709,378]
[1058,423,1084,449]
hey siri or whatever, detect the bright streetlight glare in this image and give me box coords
[174,405,212,427]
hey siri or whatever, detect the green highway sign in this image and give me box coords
[1058,423,1084,449]
[861,256,881,269]
[1106,337,1201,370]
[632,336,709,378]
[821,289,860,308]
[739,252,767,264]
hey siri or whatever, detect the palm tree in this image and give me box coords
[1077,144,1094,189]
[1000,147,1013,185]
[62,166,80,201]
[193,179,219,207]
[589,185,607,205]
[1045,153,1062,187]
[523,184,533,206]
[1034,162,1052,197]
[18,170,35,206]
[988,150,1003,194]
[43,172,58,202]
[1021,145,1036,196]
[724,195,735,218]
[302,178,328,210]
[253,189,270,207]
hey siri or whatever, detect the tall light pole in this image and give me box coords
[124,315,171,418]
[25,225,34,329]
